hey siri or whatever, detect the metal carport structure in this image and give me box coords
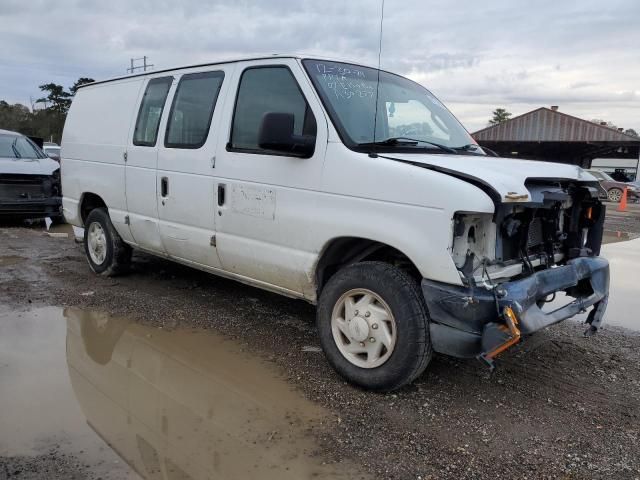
[472,107,640,169]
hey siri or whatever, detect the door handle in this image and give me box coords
[217,184,225,206]
[161,177,169,197]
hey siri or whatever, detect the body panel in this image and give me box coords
[62,78,143,243]
[155,66,233,269]
[213,59,330,297]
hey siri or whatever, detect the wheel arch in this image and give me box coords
[79,192,108,225]
[314,236,422,297]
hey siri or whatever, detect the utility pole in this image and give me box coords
[127,56,154,74]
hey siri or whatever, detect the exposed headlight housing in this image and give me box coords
[450,213,496,275]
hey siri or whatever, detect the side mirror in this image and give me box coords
[258,112,315,157]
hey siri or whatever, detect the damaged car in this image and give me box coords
[61,56,609,391]
[0,128,62,221]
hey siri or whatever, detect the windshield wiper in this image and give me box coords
[361,137,458,154]
[11,139,21,158]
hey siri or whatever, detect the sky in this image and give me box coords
[1,0,638,132]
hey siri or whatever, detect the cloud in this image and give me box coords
[0,0,638,131]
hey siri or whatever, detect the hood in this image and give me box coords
[381,153,596,202]
[0,156,60,176]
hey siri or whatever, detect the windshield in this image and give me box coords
[302,59,478,152]
[0,134,46,159]
[589,170,614,181]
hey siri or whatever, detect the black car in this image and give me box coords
[0,129,62,220]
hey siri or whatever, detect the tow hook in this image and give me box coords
[477,306,522,370]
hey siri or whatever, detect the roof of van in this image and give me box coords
[77,54,380,89]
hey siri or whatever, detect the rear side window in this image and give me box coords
[229,66,316,152]
[133,77,173,146]
[165,71,225,149]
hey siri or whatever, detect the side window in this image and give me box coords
[229,66,316,152]
[133,77,173,146]
[165,71,225,149]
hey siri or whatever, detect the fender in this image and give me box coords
[375,153,503,208]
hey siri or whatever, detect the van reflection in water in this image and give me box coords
[65,309,360,480]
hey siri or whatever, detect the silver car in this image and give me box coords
[0,129,62,220]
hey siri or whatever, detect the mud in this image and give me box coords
[1,223,640,479]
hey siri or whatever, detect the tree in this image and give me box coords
[0,101,35,138]
[36,83,72,114]
[624,128,638,137]
[488,108,512,126]
[0,76,95,143]
[70,77,95,95]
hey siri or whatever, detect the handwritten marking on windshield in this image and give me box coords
[315,63,374,100]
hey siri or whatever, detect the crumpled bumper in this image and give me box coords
[0,197,62,218]
[422,256,610,359]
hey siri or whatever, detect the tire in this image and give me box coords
[317,261,432,391]
[83,208,131,276]
[607,188,623,202]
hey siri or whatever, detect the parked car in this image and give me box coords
[43,142,62,162]
[62,55,609,391]
[586,169,639,203]
[0,128,62,220]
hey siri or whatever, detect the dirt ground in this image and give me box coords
[1,220,640,479]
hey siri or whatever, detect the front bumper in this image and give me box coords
[422,256,610,359]
[0,197,62,219]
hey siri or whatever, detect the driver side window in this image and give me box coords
[229,66,316,153]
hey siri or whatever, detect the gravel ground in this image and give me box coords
[604,202,640,236]
[1,223,640,479]
[0,450,89,480]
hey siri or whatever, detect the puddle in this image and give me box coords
[0,307,134,479]
[0,307,363,480]
[600,239,640,331]
[0,255,25,266]
[549,238,640,332]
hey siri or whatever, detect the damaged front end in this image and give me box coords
[424,179,610,367]
[0,171,62,220]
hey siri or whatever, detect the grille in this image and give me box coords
[0,174,46,201]
[527,217,543,248]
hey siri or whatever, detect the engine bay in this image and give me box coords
[452,179,605,286]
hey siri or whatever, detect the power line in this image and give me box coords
[127,56,154,74]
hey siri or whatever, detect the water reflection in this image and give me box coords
[65,308,360,480]
[599,239,640,331]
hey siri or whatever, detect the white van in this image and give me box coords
[62,55,609,391]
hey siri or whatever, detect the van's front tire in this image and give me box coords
[84,208,131,276]
[317,262,432,391]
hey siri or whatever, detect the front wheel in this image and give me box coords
[317,262,432,391]
[84,208,131,276]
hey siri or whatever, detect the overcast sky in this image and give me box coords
[1,0,638,132]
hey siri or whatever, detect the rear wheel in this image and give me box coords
[84,208,131,276]
[317,261,432,391]
[608,188,623,202]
